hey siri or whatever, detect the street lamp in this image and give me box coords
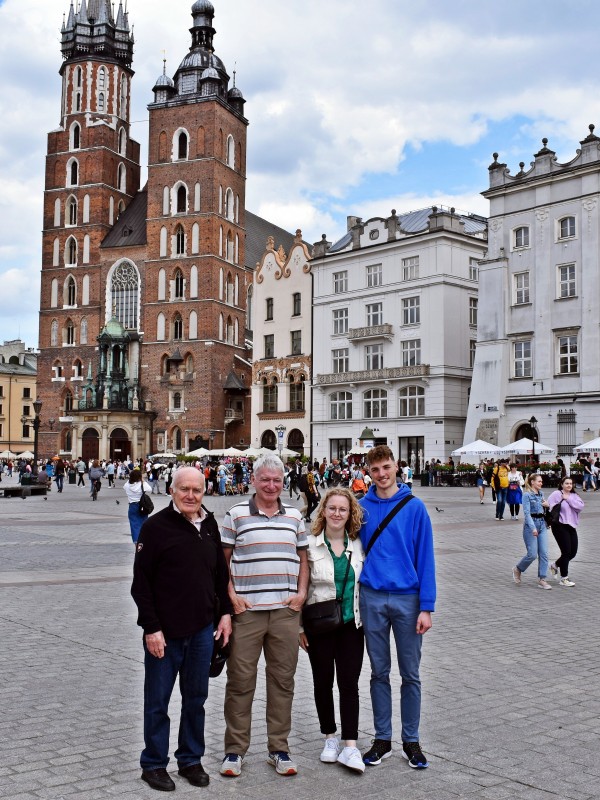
[275,424,286,457]
[32,399,42,475]
[529,415,538,462]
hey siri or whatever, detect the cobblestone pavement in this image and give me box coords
[1,475,599,799]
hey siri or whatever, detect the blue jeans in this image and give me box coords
[128,504,147,544]
[495,488,508,519]
[584,473,594,489]
[141,623,213,771]
[359,586,422,742]
[517,523,549,578]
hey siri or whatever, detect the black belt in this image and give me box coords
[531,513,545,518]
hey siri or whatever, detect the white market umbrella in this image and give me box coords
[497,438,554,456]
[451,440,501,457]
[150,452,177,460]
[241,447,262,457]
[0,450,16,459]
[348,446,371,456]
[186,447,212,457]
[17,451,35,459]
[573,437,600,454]
[221,447,245,457]
[256,446,299,459]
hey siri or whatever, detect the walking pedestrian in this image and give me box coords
[124,469,152,544]
[512,473,552,589]
[300,488,366,773]
[76,457,86,486]
[492,459,509,520]
[547,477,584,587]
[507,463,524,519]
[476,462,486,504]
[54,458,65,493]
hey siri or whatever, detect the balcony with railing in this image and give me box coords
[347,323,394,342]
[317,364,430,386]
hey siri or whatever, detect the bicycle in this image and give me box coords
[91,479,102,501]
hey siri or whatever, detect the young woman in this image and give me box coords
[124,468,152,544]
[476,462,486,504]
[512,473,552,589]
[507,463,524,520]
[547,476,584,587]
[300,488,366,773]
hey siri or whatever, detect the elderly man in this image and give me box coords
[219,453,308,778]
[131,467,232,792]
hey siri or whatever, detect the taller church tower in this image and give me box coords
[37,0,140,457]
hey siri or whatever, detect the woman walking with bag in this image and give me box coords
[507,463,524,520]
[512,473,552,589]
[300,488,366,773]
[124,468,152,544]
[547,476,584,587]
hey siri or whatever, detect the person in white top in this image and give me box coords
[124,468,152,544]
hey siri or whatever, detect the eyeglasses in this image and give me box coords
[325,506,350,515]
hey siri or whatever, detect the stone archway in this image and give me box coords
[110,427,131,461]
[81,428,99,462]
[261,430,276,449]
[287,428,305,455]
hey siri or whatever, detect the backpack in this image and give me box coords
[138,490,154,516]
[407,467,413,480]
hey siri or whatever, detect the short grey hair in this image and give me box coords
[171,466,205,491]
[253,453,285,477]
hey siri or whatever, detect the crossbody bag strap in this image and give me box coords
[337,551,352,600]
[364,494,415,557]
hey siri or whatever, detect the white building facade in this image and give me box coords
[251,232,312,455]
[464,129,600,458]
[311,207,487,467]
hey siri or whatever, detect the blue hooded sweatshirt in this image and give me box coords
[359,483,436,612]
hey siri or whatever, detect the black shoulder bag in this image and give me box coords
[302,552,352,636]
[138,490,154,516]
[364,494,415,557]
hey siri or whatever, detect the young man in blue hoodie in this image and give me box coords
[358,445,435,769]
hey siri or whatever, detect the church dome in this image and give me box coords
[201,66,220,81]
[153,72,175,90]
[192,0,214,13]
[228,86,244,99]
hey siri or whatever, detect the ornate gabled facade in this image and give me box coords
[464,128,600,456]
[251,232,313,455]
[37,1,260,461]
[311,206,487,466]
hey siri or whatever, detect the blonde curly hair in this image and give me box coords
[311,487,363,540]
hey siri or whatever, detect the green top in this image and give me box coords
[324,534,355,624]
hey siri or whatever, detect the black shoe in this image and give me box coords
[402,741,429,769]
[362,739,392,765]
[141,768,176,791]
[178,762,210,787]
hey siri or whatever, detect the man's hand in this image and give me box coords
[299,632,309,652]
[230,592,253,615]
[145,630,166,658]
[215,614,232,646]
[283,592,306,612]
[416,611,432,635]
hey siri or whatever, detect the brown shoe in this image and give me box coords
[141,768,175,791]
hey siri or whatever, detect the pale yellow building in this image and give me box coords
[0,341,38,457]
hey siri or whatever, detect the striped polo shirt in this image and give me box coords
[221,496,308,610]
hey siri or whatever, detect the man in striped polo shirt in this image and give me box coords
[220,453,309,778]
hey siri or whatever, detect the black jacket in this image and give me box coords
[131,502,232,638]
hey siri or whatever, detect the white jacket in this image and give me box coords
[304,533,365,628]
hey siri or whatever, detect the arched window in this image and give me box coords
[118,200,125,217]
[120,75,127,117]
[246,285,253,331]
[80,317,88,344]
[65,275,76,306]
[51,320,59,347]
[109,196,115,225]
[330,391,352,420]
[160,226,168,257]
[174,269,184,299]
[83,235,90,263]
[64,391,74,412]
[364,389,387,419]
[178,131,188,160]
[559,216,576,240]
[189,311,198,339]
[158,268,166,301]
[163,186,170,215]
[226,134,235,168]
[194,182,201,211]
[54,198,61,226]
[98,92,105,112]
[173,314,183,340]
[173,392,182,410]
[65,237,77,266]
[71,123,81,150]
[226,232,234,263]
[65,318,76,346]
[82,274,90,305]
[67,196,77,226]
[110,261,139,330]
[262,378,278,413]
[73,359,83,378]
[98,66,106,91]
[83,194,90,223]
[173,427,182,451]
[51,278,58,308]
[175,224,185,256]
[186,354,194,373]
[225,188,234,221]
[117,163,126,192]
[226,273,234,305]
[53,237,60,266]
[118,128,126,155]
[399,386,425,417]
[53,360,63,378]
[68,159,79,187]
[176,185,187,214]
[290,376,305,412]
[226,315,234,343]
[157,312,166,341]
[261,430,276,449]
[192,223,199,254]
[75,66,82,88]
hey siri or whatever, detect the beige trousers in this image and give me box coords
[224,607,300,755]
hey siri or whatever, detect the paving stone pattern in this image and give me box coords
[1,476,599,799]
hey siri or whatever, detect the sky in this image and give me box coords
[2,0,600,348]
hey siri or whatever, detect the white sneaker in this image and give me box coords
[512,566,521,585]
[559,577,575,587]
[320,737,341,763]
[549,562,559,580]
[537,579,552,590]
[337,746,365,773]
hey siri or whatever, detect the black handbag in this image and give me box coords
[138,490,154,516]
[302,553,352,636]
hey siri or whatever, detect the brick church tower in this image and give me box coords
[36,1,252,461]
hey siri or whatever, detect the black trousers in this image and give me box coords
[306,621,364,741]
[551,522,578,577]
